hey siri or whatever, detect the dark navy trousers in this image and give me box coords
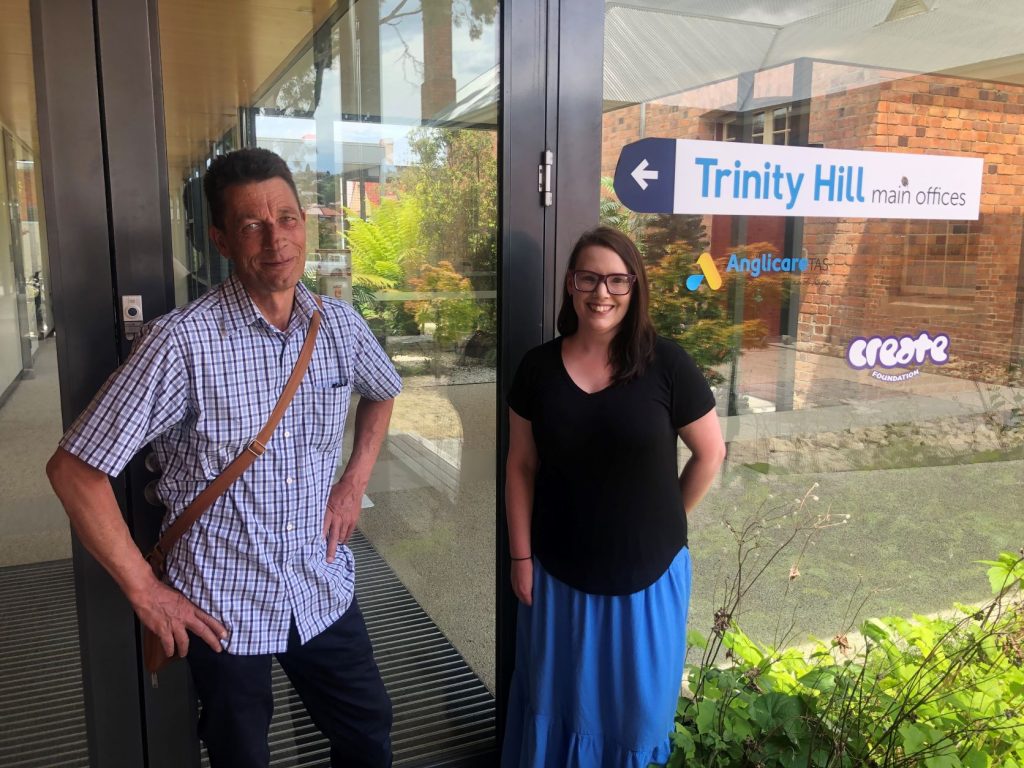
[186,597,392,768]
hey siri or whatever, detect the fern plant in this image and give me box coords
[344,197,424,291]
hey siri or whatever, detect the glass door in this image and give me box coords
[159,0,500,763]
[596,0,1024,652]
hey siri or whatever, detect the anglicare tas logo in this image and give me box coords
[685,252,723,291]
[687,251,831,291]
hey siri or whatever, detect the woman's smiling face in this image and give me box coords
[567,245,633,337]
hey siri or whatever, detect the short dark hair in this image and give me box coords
[203,148,301,229]
[556,226,656,383]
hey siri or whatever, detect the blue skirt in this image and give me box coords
[501,547,692,768]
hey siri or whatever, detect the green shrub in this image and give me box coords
[669,551,1024,768]
[404,261,481,348]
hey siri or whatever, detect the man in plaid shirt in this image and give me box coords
[47,148,401,768]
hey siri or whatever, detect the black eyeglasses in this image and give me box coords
[571,270,636,295]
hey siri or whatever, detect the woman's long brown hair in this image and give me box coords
[556,226,656,383]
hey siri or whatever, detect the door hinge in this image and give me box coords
[538,150,553,207]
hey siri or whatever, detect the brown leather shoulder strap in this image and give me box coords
[147,296,323,574]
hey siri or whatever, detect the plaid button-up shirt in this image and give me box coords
[60,275,402,654]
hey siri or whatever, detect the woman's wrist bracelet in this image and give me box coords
[510,554,532,561]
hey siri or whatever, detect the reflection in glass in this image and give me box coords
[601,1,1024,654]
[250,25,504,768]
[155,0,499,761]
[169,0,501,694]
[0,128,63,567]
[0,3,85,764]
[159,0,499,760]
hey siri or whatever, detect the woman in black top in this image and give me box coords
[501,227,725,767]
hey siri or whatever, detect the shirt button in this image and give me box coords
[286,477,294,484]
[286,523,295,532]
[284,430,291,438]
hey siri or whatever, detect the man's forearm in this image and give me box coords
[47,448,228,653]
[339,396,395,492]
[46,448,158,604]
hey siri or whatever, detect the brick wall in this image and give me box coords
[601,104,712,179]
[600,69,1024,371]
[801,73,1024,369]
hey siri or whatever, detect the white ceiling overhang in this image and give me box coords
[604,0,1024,108]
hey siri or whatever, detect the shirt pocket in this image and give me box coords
[193,411,263,480]
[296,382,350,453]
[193,392,269,480]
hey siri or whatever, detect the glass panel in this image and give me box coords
[0,63,60,564]
[160,0,499,761]
[751,110,765,141]
[601,0,1024,653]
[0,2,82,765]
[251,0,500,692]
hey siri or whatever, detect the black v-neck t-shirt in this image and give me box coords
[508,336,716,595]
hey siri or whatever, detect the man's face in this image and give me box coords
[210,178,307,303]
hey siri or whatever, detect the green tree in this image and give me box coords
[648,244,771,385]
[402,127,497,332]
[403,127,496,271]
[641,210,708,265]
[405,261,482,347]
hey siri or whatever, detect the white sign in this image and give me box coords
[614,138,983,220]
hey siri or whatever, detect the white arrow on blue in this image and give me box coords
[613,138,676,213]
[631,159,659,190]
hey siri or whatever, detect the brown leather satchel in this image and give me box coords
[142,299,322,676]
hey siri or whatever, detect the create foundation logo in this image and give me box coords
[685,252,723,291]
[846,331,950,383]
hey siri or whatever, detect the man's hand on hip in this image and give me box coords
[132,579,228,657]
[323,477,362,562]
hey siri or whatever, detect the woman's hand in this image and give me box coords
[511,559,533,606]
